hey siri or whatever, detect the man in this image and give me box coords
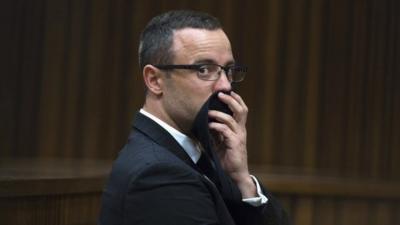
[99,10,289,225]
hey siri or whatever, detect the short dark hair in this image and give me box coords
[138,10,222,70]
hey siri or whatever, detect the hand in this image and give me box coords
[208,91,256,198]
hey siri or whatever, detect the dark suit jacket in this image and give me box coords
[99,112,290,225]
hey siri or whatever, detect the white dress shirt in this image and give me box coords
[140,109,268,206]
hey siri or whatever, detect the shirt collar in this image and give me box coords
[139,109,201,163]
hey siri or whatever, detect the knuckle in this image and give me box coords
[237,107,246,115]
[221,124,229,132]
[243,105,248,113]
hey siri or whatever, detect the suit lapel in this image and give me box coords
[133,112,241,202]
[132,112,198,170]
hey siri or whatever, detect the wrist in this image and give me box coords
[234,174,257,198]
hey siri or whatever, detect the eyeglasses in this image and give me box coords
[153,64,247,82]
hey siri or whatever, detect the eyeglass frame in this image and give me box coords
[153,63,247,83]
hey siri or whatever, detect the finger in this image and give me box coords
[208,121,235,140]
[230,91,247,108]
[218,92,247,122]
[218,92,241,112]
[208,110,238,132]
[229,92,248,120]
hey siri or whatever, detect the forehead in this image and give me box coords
[171,28,233,64]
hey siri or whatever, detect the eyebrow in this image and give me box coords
[193,59,236,66]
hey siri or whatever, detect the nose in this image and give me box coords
[213,70,231,92]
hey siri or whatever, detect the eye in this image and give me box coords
[196,64,221,80]
[198,65,210,75]
[226,66,236,75]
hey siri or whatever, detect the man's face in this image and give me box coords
[161,28,234,133]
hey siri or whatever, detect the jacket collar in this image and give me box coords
[131,112,198,170]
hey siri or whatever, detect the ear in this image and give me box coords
[143,65,163,95]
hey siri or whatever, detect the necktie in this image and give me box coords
[192,139,219,186]
[197,151,218,184]
[196,137,241,202]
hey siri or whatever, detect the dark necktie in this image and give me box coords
[196,150,219,185]
[191,138,219,186]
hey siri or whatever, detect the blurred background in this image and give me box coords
[1,0,399,224]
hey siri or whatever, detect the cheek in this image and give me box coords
[168,78,214,114]
[191,88,214,112]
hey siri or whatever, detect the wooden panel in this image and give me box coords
[317,0,353,175]
[371,202,392,225]
[0,0,46,158]
[292,197,313,225]
[0,194,101,225]
[255,0,282,165]
[1,159,399,225]
[59,0,87,158]
[0,159,111,197]
[279,0,308,167]
[303,0,324,172]
[37,0,69,157]
[388,0,400,181]
[254,168,400,199]
[313,198,337,225]
[363,0,388,179]
[0,159,111,225]
[345,0,368,178]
